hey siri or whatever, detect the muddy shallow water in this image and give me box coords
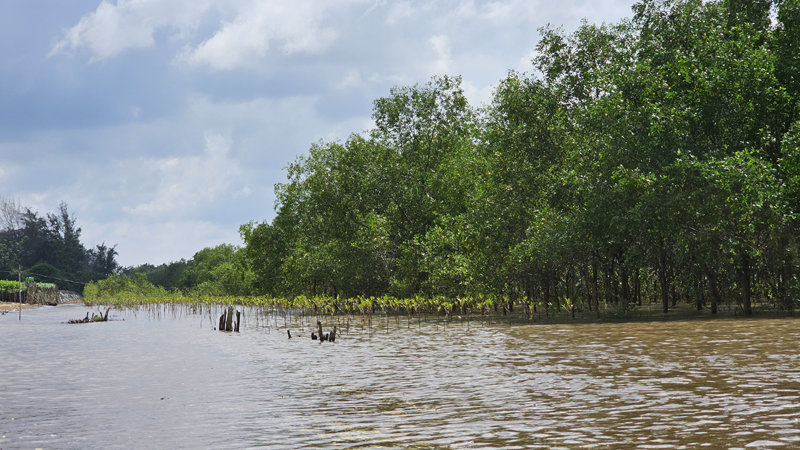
[1,304,799,448]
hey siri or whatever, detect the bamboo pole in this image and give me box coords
[18,264,21,321]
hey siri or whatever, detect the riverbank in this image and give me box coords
[0,301,36,311]
[0,298,83,311]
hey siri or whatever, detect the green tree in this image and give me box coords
[181,244,253,295]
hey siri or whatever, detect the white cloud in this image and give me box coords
[123,132,239,217]
[236,186,253,198]
[33,0,638,267]
[336,70,363,90]
[517,49,538,74]
[9,92,369,265]
[462,80,495,108]
[429,34,452,75]
[179,1,349,70]
[102,219,240,265]
[385,2,419,25]
[49,0,211,61]
[50,0,370,68]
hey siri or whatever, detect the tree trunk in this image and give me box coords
[543,275,551,318]
[708,270,720,315]
[695,279,703,311]
[782,254,794,311]
[741,253,752,315]
[621,261,630,308]
[592,255,600,318]
[658,261,669,314]
[582,265,592,312]
[670,283,677,308]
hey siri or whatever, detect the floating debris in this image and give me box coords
[67,307,110,324]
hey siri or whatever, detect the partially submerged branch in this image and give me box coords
[67,307,111,324]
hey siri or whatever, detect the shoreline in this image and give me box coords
[0,300,83,311]
[0,301,36,311]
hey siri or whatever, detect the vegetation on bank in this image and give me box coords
[90,0,800,319]
[235,0,800,316]
[0,279,57,292]
[0,199,119,292]
[1,278,59,304]
[83,273,783,321]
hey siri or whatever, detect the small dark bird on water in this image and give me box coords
[287,329,292,339]
[311,332,318,340]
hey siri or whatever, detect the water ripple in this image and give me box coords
[1,306,799,448]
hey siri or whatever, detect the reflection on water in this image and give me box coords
[1,305,799,448]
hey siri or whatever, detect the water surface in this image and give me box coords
[1,305,799,448]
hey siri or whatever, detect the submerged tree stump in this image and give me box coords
[67,307,110,324]
[225,306,234,331]
[316,320,336,342]
[218,307,240,332]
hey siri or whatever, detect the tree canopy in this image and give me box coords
[0,199,119,291]
[237,0,800,315]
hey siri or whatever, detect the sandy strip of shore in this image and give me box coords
[0,301,37,311]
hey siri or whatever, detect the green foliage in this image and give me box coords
[0,200,119,291]
[83,273,168,304]
[227,0,800,316]
[0,279,57,293]
[774,0,800,114]
[0,280,25,293]
[126,260,189,290]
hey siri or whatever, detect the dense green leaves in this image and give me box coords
[230,0,800,315]
[0,199,119,291]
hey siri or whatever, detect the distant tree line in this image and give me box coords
[0,198,119,291]
[124,243,253,296]
[232,0,800,315]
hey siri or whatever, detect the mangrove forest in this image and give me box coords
[87,0,800,318]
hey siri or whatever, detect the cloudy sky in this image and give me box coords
[0,0,633,267]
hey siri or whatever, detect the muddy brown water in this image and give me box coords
[1,304,799,448]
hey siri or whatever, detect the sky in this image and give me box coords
[0,0,634,267]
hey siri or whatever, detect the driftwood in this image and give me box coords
[218,307,240,332]
[68,307,110,324]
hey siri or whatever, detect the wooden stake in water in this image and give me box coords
[18,264,22,321]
